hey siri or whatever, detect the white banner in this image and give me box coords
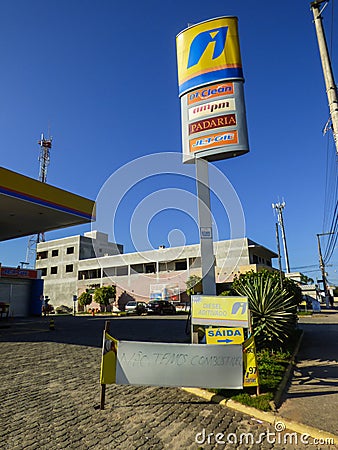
[188,98,236,120]
[116,341,243,389]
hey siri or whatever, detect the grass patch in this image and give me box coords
[298,310,313,316]
[231,392,274,411]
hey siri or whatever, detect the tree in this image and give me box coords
[300,273,314,285]
[93,285,116,308]
[232,270,300,349]
[185,275,202,296]
[77,291,92,310]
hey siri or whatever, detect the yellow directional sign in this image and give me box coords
[206,327,244,345]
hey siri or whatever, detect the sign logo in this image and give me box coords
[176,17,243,96]
[189,114,236,135]
[188,98,235,120]
[188,83,234,105]
[187,27,228,69]
[189,130,238,153]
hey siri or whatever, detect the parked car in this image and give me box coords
[146,300,176,315]
[125,301,148,315]
[54,305,71,315]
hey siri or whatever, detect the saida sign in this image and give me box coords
[206,327,244,345]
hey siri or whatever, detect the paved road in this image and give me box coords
[0,315,336,449]
[278,311,338,436]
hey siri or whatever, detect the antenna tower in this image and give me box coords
[25,133,53,267]
[272,201,291,274]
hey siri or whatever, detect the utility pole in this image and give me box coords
[311,1,338,154]
[272,201,290,273]
[316,231,334,297]
[275,222,283,288]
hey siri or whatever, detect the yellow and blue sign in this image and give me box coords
[176,17,243,96]
[191,295,249,327]
[243,335,259,387]
[206,327,244,344]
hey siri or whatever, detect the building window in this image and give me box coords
[145,263,156,274]
[51,266,58,275]
[252,255,259,264]
[131,264,144,274]
[52,249,59,257]
[40,268,47,276]
[66,246,75,254]
[175,260,187,271]
[78,269,101,280]
[65,264,73,273]
[37,251,48,260]
[116,266,128,276]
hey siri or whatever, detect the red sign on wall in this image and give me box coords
[0,266,37,279]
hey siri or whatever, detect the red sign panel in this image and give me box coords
[189,114,236,135]
[0,266,38,279]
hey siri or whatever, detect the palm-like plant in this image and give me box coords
[233,271,298,348]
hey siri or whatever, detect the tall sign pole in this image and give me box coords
[196,158,216,295]
[311,1,338,154]
[176,16,250,298]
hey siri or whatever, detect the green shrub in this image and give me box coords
[232,270,299,349]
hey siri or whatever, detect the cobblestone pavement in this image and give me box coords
[0,317,336,449]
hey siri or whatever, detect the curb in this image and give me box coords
[271,329,304,410]
[181,387,338,442]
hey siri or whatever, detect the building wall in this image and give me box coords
[36,235,80,306]
[37,232,277,308]
[36,231,123,306]
[0,279,31,316]
[80,231,123,259]
[0,268,43,317]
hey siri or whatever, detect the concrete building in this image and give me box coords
[36,231,123,306]
[36,231,277,308]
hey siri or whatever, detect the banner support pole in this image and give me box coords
[100,320,110,410]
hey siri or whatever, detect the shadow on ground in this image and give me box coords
[0,315,190,347]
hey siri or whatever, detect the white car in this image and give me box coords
[125,301,147,315]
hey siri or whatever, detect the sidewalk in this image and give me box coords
[278,307,338,436]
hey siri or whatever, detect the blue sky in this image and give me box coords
[1,0,337,284]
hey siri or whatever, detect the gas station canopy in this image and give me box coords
[0,167,95,241]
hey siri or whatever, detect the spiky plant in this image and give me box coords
[233,271,298,348]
